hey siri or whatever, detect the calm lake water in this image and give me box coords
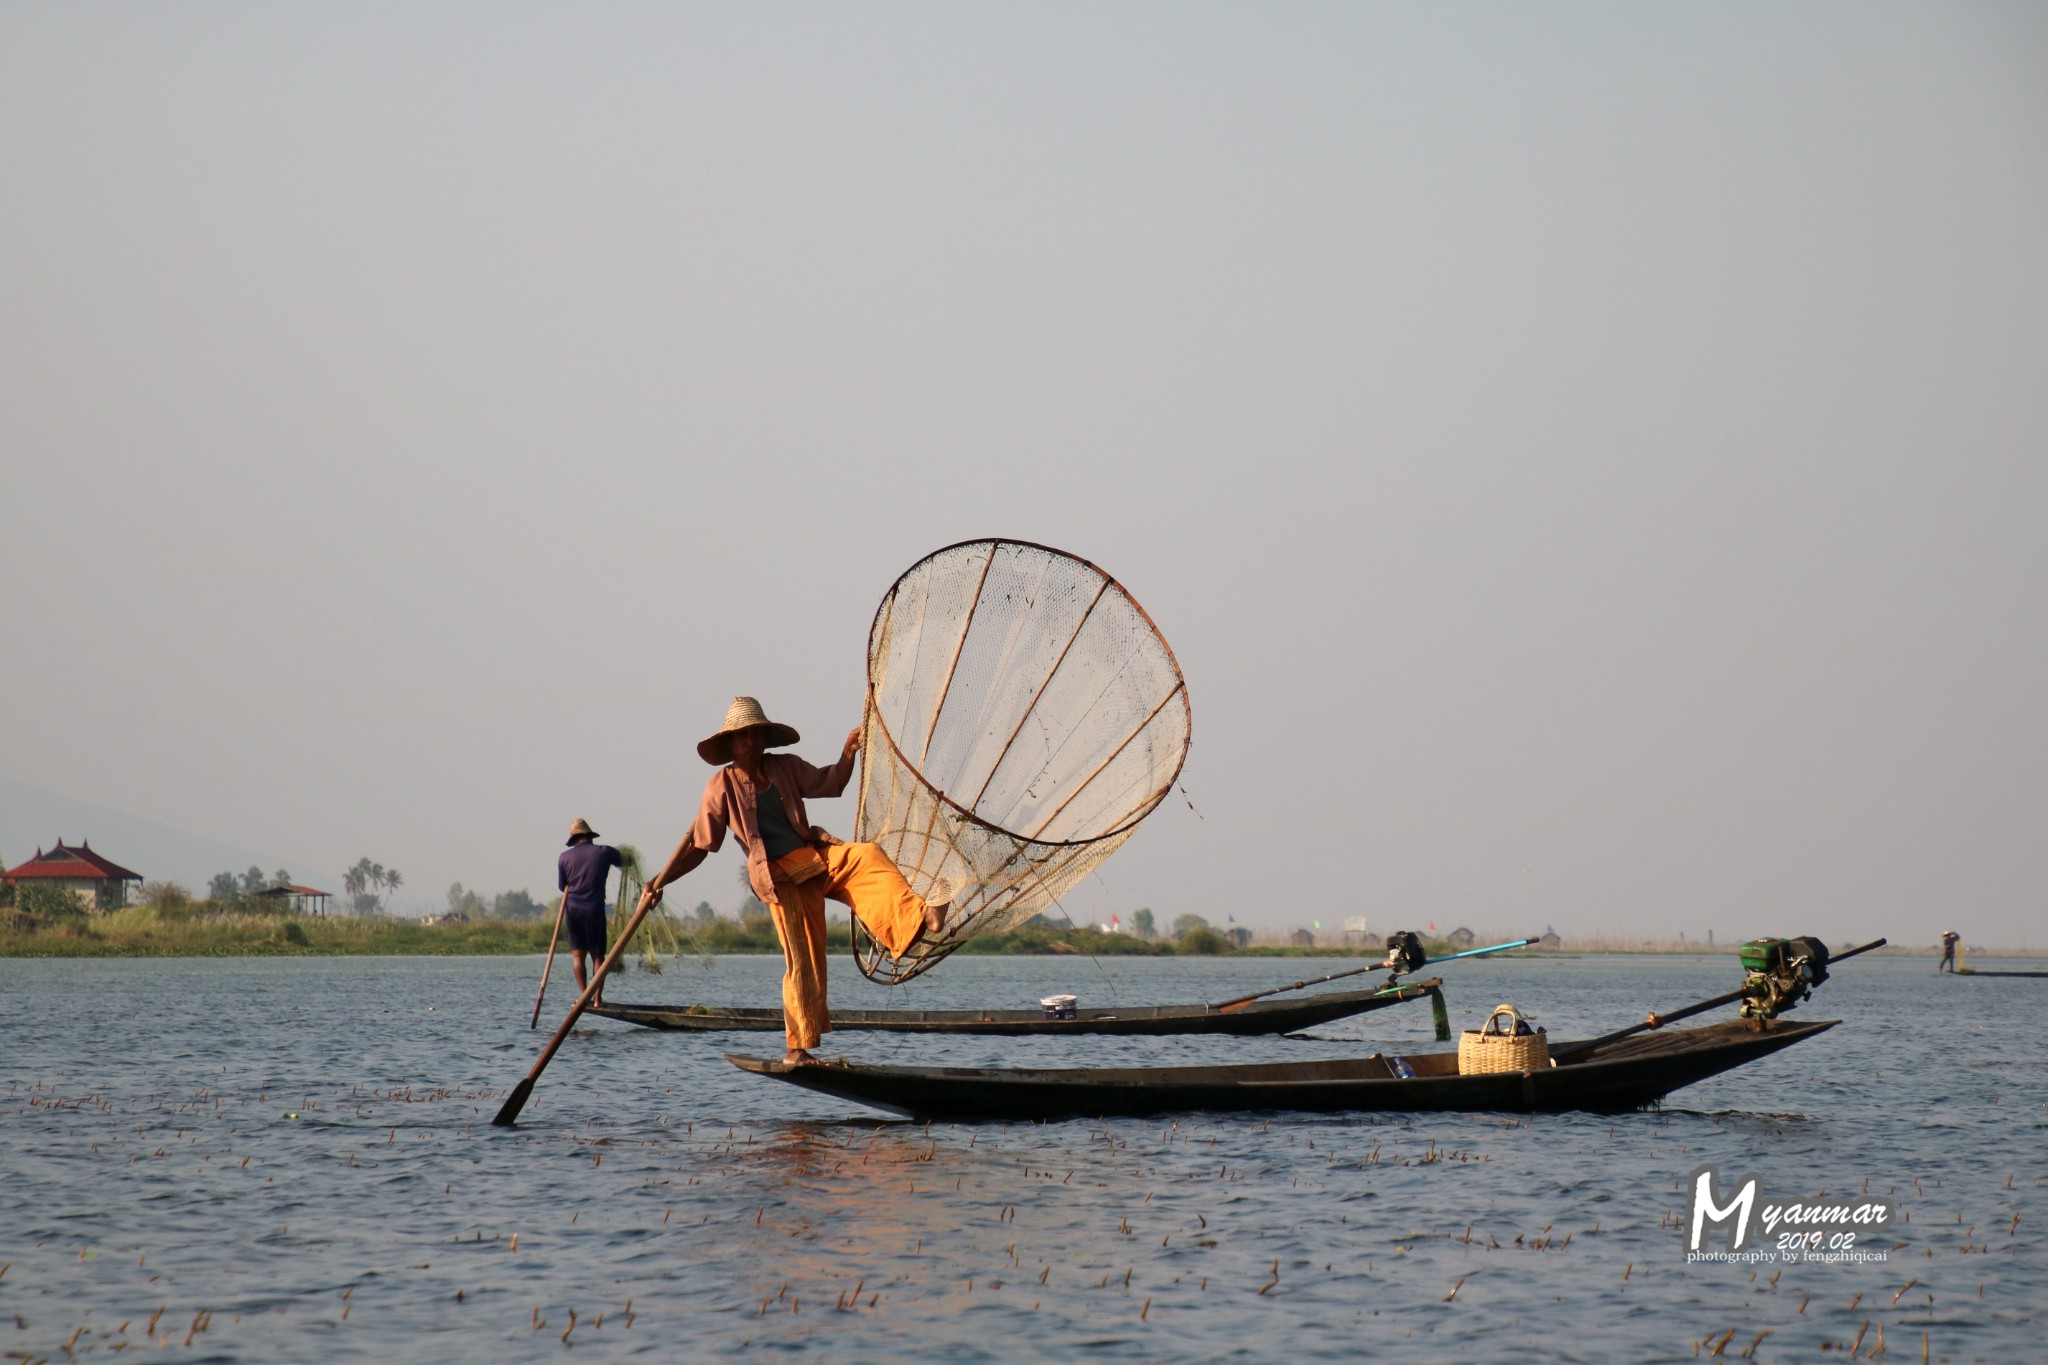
[3,951,2043,1362]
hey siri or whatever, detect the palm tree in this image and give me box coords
[344,858,383,916]
[382,868,403,912]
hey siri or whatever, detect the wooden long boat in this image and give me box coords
[588,978,1443,1037]
[724,1016,1837,1121]
[1955,968,2048,978]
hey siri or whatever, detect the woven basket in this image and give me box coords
[1458,1003,1550,1074]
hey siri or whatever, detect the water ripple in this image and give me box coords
[2,952,2042,1361]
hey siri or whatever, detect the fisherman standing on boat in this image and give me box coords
[637,698,948,1065]
[559,819,623,1007]
[1938,929,1961,973]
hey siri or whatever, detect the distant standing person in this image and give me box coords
[559,819,624,1005]
[1938,929,1960,973]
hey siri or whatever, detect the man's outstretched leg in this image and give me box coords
[822,842,946,959]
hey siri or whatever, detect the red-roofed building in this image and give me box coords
[3,840,144,911]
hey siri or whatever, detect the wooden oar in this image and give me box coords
[529,894,569,1030]
[1213,936,1537,1013]
[1576,937,1887,1051]
[494,890,661,1127]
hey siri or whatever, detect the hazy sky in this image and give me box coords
[4,4,2044,946]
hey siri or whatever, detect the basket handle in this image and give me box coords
[1480,1004,1527,1037]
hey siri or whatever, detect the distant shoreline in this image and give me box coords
[0,911,2038,960]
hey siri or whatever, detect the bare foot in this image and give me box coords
[921,878,961,937]
[783,1048,818,1066]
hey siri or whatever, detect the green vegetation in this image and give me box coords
[440,882,551,921]
[494,889,548,919]
[21,873,1867,963]
[0,906,1461,960]
[205,867,295,911]
[16,901,1912,960]
[14,881,86,921]
[0,904,557,957]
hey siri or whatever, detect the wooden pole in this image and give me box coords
[1212,938,1535,1013]
[494,891,661,1127]
[529,894,569,1030]
[1213,962,1389,1013]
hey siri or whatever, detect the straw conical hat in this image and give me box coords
[698,696,801,765]
[565,818,600,846]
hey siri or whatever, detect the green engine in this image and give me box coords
[1737,936,1831,1020]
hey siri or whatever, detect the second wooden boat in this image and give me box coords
[725,1016,1838,1121]
[588,978,1443,1036]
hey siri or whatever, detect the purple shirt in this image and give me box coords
[558,842,622,914]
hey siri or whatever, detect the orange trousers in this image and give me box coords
[768,841,928,1050]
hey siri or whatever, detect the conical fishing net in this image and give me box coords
[850,539,1192,984]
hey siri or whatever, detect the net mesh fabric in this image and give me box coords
[850,539,1191,984]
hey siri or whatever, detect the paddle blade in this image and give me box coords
[492,1077,536,1128]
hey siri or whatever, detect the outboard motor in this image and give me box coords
[1382,930,1427,978]
[1737,935,1831,1020]
[1785,936,1831,988]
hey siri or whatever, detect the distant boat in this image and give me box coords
[725,1017,1838,1122]
[588,978,1443,1037]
